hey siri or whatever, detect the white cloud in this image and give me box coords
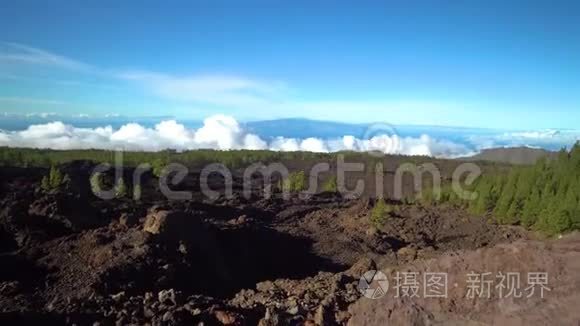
[0,42,288,111]
[0,114,472,158]
[243,134,268,150]
[300,137,328,152]
[0,96,67,106]
[19,121,72,138]
[501,130,561,139]
[0,43,94,72]
[467,128,580,151]
[118,71,286,108]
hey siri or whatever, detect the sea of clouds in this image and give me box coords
[0,114,477,158]
[0,114,578,158]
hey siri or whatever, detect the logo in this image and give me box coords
[361,122,399,157]
[358,270,389,299]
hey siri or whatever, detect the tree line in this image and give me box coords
[432,142,580,235]
[0,147,330,169]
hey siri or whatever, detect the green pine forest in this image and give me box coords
[0,147,346,169]
[431,142,580,235]
[0,147,428,170]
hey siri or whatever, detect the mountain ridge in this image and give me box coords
[461,146,557,165]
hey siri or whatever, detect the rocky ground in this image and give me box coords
[348,233,580,325]
[0,163,577,325]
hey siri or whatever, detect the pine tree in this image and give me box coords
[370,199,391,228]
[538,207,572,235]
[521,188,541,227]
[535,164,557,219]
[570,142,580,169]
[48,165,63,189]
[41,165,64,192]
[322,175,337,193]
[470,178,490,214]
[470,176,503,214]
[505,198,523,224]
[41,176,51,192]
[505,168,536,224]
[151,158,167,177]
[556,149,568,165]
[494,170,519,222]
[283,171,307,192]
[563,184,580,229]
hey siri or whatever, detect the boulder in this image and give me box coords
[397,246,417,261]
[143,209,202,240]
[214,309,241,325]
[158,289,177,306]
[344,257,377,279]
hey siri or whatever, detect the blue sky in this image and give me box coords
[0,0,579,129]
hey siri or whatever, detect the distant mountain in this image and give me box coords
[244,118,490,142]
[463,146,557,165]
[244,118,369,139]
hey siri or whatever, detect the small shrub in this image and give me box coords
[49,166,63,187]
[370,199,392,228]
[283,171,307,193]
[41,175,51,192]
[151,158,167,177]
[419,188,435,206]
[322,175,338,192]
[535,208,574,235]
[41,165,66,192]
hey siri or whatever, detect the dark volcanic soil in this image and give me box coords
[0,163,551,325]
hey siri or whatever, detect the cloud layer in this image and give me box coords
[0,115,474,158]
